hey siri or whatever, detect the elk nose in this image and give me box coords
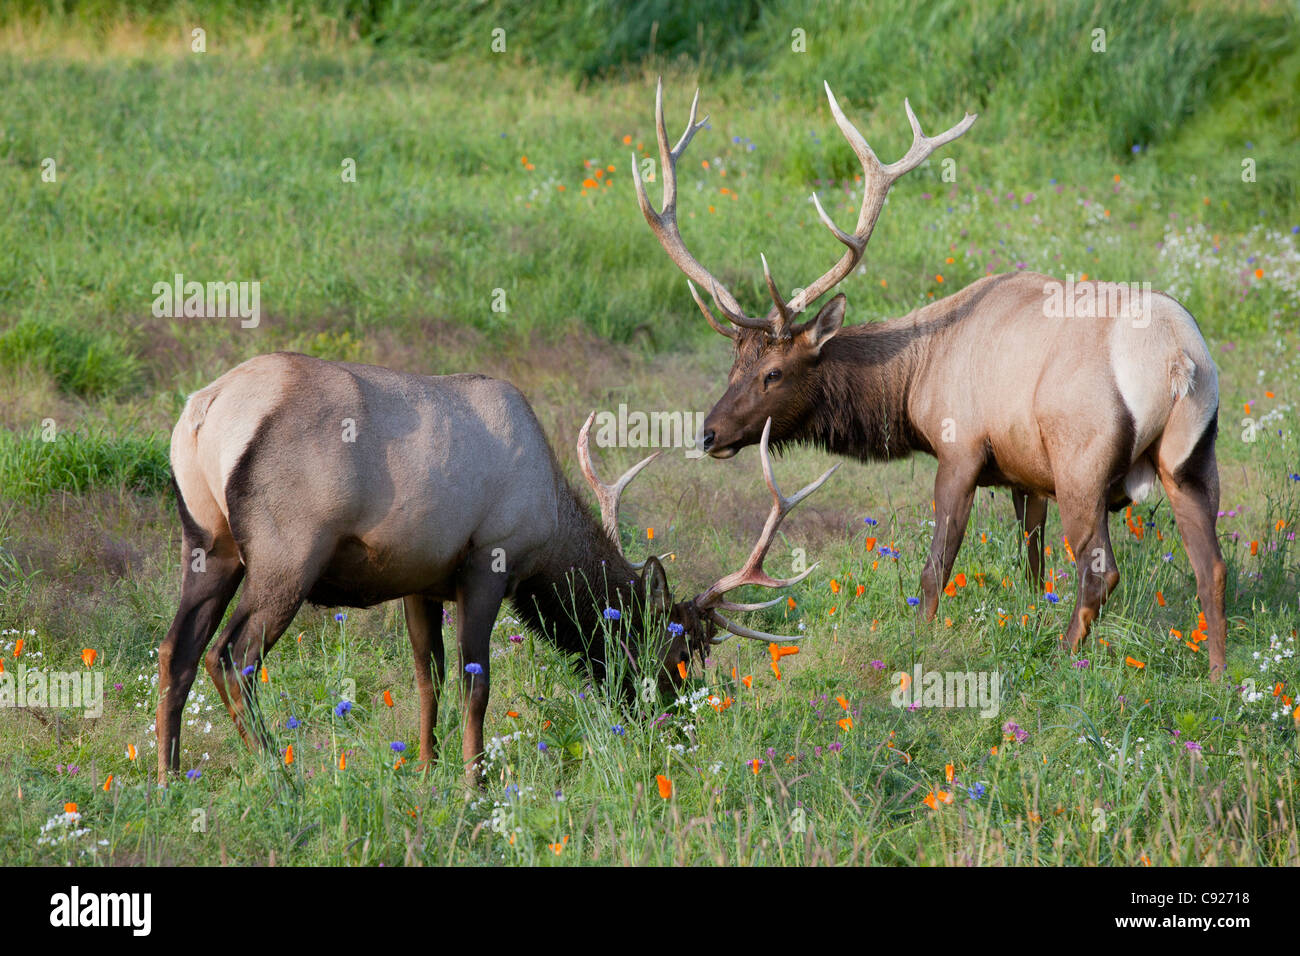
[701,429,715,451]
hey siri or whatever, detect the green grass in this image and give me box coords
[0,1,1297,866]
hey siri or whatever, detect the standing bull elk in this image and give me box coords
[635,81,1227,676]
[157,352,834,783]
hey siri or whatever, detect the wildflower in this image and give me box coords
[286,716,301,729]
[185,769,201,781]
[611,724,625,736]
[1185,741,1202,753]
[383,690,394,708]
[864,517,877,526]
[538,741,548,752]
[126,744,137,761]
[667,622,684,637]
[906,597,920,607]
[241,665,256,677]
[391,741,406,753]
[465,663,483,675]
[1125,656,1146,670]
[828,741,843,753]
[334,612,346,622]
[334,700,352,717]
[967,782,986,799]
[870,660,884,670]
[603,607,621,621]
[81,648,97,668]
[656,774,673,798]
[285,745,294,766]
[508,633,524,645]
[1073,660,1090,669]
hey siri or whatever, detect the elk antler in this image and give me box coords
[637,79,976,340]
[783,84,978,328]
[693,418,838,643]
[632,78,772,339]
[578,411,662,570]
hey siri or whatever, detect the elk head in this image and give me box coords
[577,413,836,692]
[632,79,976,458]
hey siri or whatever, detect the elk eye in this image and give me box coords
[763,369,782,386]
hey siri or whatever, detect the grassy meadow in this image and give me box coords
[0,0,1298,866]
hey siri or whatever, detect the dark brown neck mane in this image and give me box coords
[801,320,930,461]
[512,479,647,682]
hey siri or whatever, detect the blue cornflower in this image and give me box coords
[667,622,684,637]
[465,662,483,676]
[538,741,548,752]
[334,612,346,622]
[390,741,406,753]
[864,517,878,526]
[1046,593,1060,604]
[286,716,301,729]
[967,782,986,799]
[611,724,625,736]
[186,768,202,781]
[603,607,621,620]
[241,665,255,677]
[906,596,920,607]
[335,700,352,717]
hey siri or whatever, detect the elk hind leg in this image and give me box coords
[403,595,445,767]
[1012,488,1048,591]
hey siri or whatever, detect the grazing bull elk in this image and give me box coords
[158,352,834,783]
[634,81,1226,677]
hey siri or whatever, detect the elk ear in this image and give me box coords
[800,293,846,353]
[640,556,671,614]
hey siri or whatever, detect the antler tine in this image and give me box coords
[577,412,661,567]
[791,83,977,329]
[760,253,793,330]
[693,418,838,634]
[633,78,777,337]
[686,280,738,341]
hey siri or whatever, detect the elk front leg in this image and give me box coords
[920,462,978,620]
[403,595,445,766]
[1011,488,1048,591]
[455,559,508,787]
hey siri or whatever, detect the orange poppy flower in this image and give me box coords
[830,579,840,594]
[944,582,956,597]
[770,661,783,680]
[81,648,97,668]
[677,660,688,680]
[384,690,394,708]
[838,716,853,731]
[656,775,673,799]
[1156,591,1166,607]
[865,537,877,551]
[1250,540,1259,556]
[855,584,865,597]
[338,753,347,770]
[1125,656,1146,669]
[260,666,269,683]
[955,573,967,587]
[945,763,954,783]
[14,638,23,658]
[126,744,137,761]
[64,802,77,814]
[836,695,849,711]
[742,675,753,688]
[285,745,294,766]
[102,775,113,792]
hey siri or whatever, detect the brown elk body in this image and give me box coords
[635,81,1227,677]
[158,352,832,784]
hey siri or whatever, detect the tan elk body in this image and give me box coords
[636,81,1227,675]
[158,352,833,783]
